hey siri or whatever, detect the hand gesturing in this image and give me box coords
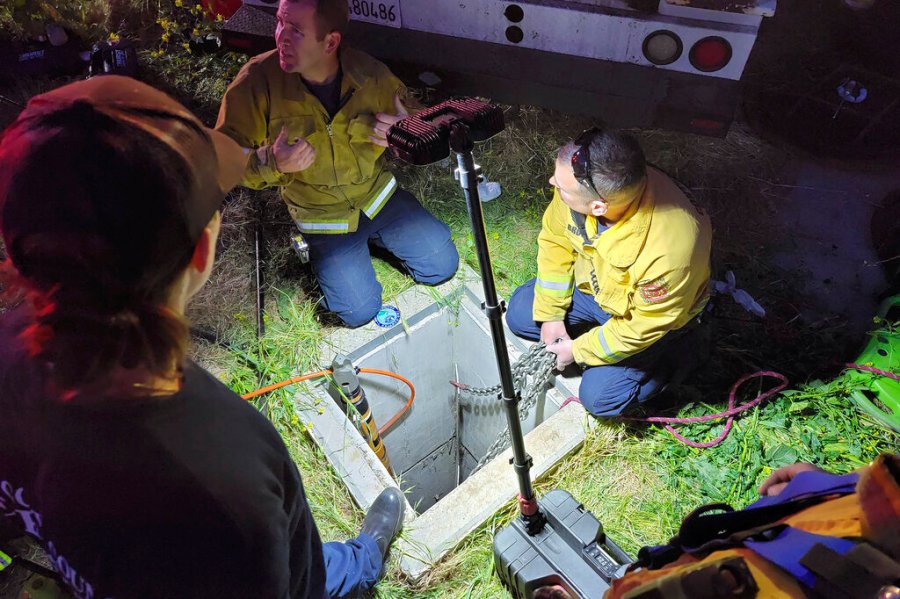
[271,125,316,173]
[369,94,409,147]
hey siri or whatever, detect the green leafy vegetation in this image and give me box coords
[0,0,111,40]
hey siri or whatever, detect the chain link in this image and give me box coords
[452,342,555,400]
[451,343,557,474]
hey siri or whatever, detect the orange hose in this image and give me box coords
[241,367,415,435]
[360,368,415,435]
[241,370,331,400]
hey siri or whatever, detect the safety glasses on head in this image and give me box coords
[571,127,602,196]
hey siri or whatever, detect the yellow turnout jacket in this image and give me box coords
[216,48,404,234]
[533,167,712,366]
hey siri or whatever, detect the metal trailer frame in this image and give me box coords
[225,0,776,134]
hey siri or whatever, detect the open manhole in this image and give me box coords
[296,268,586,579]
[343,290,561,513]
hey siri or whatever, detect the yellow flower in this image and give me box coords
[175,0,182,6]
[192,28,200,37]
[216,13,224,21]
[161,33,170,42]
[182,42,192,52]
[108,32,120,42]
[196,4,203,11]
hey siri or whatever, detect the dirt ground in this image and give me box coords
[737,0,900,329]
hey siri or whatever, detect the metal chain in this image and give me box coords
[452,342,555,400]
[451,343,557,474]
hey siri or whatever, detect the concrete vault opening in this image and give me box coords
[298,269,587,579]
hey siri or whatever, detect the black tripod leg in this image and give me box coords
[255,201,265,340]
[450,122,546,534]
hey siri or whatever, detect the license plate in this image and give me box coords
[348,0,402,28]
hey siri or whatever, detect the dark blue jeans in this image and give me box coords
[506,278,710,416]
[322,533,382,598]
[305,188,459,327]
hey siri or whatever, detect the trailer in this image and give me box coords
[223,0,776,135]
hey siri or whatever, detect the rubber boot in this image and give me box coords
[361,487,405,560]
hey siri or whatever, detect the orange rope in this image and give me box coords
[241,367,415,435]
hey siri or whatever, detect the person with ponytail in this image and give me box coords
[0,76,404,599]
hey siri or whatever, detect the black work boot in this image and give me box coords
[361,487,405,559]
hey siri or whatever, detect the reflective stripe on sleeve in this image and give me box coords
[597,327,625,362]
[536,276,574,297]
[296,221,350,234]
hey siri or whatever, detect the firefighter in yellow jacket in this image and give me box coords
[216,0,458,327]
[506,127,712,416]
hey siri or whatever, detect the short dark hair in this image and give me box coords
[285,0,349,40]
[561,129,646,202]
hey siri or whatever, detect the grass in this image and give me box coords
[187,92,900,596]
[2,10,899,598]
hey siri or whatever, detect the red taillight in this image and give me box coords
[643,30,683,66]
[689,37,732,72]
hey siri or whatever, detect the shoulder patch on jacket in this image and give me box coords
[638,277,669,303]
